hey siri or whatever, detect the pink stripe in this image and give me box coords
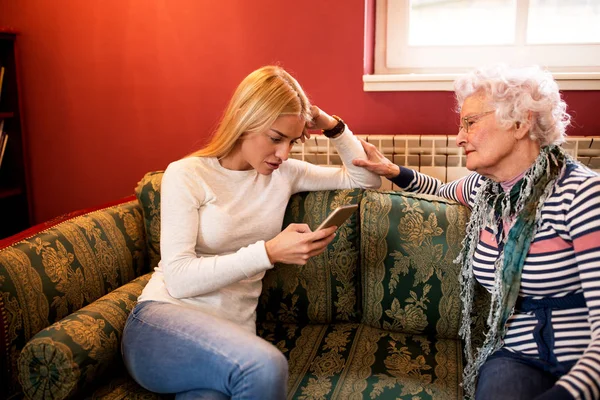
[573,232,600,253]
[480,229,498,247]
[528,236,572,254]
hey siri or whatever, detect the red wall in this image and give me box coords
[1,0,599,223]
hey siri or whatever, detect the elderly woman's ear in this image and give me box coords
[514,111,534,140]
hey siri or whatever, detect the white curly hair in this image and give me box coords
[454,64,571,146]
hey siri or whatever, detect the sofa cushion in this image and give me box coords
[135,171,164,270]
[360,190,470,339]
[258,321,463,399]
[18,273,152,400]
[258,189,363,325]
[0,199,147,400]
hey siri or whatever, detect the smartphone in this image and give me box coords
[315,204,359,231]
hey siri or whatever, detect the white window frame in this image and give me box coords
[365,0,600,91]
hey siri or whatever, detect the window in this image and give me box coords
[365,0,600,91]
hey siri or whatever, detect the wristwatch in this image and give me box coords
[322,115,346,138]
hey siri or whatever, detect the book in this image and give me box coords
[0,120,7,169]
[0,66,4,102]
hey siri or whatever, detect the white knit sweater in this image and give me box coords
[138,128,381,333]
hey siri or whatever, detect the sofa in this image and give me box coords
[0,170,490,400]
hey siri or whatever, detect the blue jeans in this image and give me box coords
[121,301,288,400]
[475,350,558,400]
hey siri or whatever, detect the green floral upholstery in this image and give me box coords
[258,189,363,325]
[256,190,471,399]
[0,200,147,400]
[18,273,152,400]
[258,322,463,399]
[360,191,470,338]
[135,171,164,270]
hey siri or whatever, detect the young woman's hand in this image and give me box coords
[352,138,401,179]
[301,105,339,142]
[265,223,337,265]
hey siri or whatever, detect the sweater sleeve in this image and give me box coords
[159,161,273,299]
[556,175,600,400]
[289,126,381,192]
[389,167,482,209]
[390,166,442,194]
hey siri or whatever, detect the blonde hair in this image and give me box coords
[190,66,312,158]
[454,64,571,146]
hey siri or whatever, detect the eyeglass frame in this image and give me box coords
[459,110,495,133]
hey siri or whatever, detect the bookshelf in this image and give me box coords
[0,32,32,240]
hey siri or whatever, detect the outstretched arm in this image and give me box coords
[351,138,442,194]
[352,138,482,208]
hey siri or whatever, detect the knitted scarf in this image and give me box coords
[457,145,569,399]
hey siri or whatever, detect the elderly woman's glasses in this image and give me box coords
[460,110,495,133]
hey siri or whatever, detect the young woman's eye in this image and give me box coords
[290,140,298,146]
[270,137,282,143]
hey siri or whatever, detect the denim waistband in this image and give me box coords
[513,292,586,367]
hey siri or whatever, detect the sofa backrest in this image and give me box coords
[0,199,147,400]
[360,190,471,339]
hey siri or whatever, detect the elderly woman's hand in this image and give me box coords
[352,138,401,179]
[301,105,339,142]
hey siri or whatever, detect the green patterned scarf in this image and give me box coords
[457,145,569,399]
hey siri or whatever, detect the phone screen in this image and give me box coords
[316,204,358,231]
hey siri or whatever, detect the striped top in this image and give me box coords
[391,163,600,400]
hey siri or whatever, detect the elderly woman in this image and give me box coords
[353,65,600,400]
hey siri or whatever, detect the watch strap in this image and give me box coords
[322,115,346,138]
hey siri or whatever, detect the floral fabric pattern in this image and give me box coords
[0,200,147,400]
[257,322,463,399]
[258,189,363,325]
[360,191,470,339]
[18,274,152,400]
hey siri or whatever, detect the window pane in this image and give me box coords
[408,0,516,46]
[527,0,600,44]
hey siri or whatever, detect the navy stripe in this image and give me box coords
[520,271,580,284]
[572,226,600,240]
[389,166,416,188]
[525,254,574,266]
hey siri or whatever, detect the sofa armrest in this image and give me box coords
[17,273,152,400]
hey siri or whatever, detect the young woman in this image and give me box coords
[121,65,381,399]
